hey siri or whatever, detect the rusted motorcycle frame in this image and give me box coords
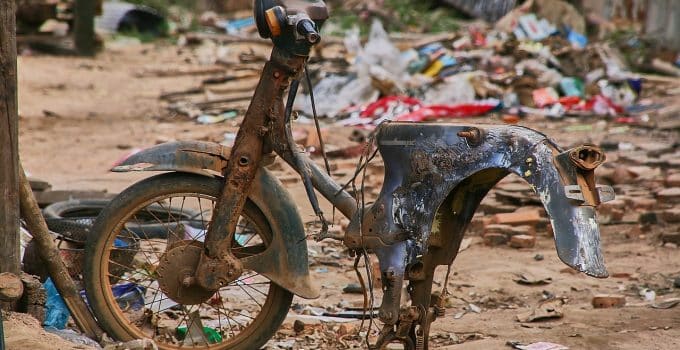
[112,0,614,348]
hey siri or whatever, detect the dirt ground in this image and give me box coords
[11,42,680,349]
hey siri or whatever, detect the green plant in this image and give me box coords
[325,0,461,36]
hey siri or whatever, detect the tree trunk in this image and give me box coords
[0,0,21,280]
[74,0,96,56]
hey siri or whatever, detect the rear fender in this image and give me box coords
[352,123,612,278]
[112,141,319,299]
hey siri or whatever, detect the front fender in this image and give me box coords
[113,141,319,299]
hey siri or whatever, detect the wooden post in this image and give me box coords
[0,0,21,278]
[18,166,104,340]
[74,0,97,56]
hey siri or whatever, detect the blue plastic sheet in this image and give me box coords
[43,278,70,329]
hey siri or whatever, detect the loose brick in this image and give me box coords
[483,232,508,246]
[303,127,328,149]
[638,212,658,225]
[661,208,680,223]
[631,197,657,210]
[468,215,487,234]
[511,225,536,236]
[666,173,680,187]
[661,232,680,245]
[479,199,517,214]
[592,294,626,308]
[484,224,514,235]
[657,187,680,204]
[509,234,536,248]
[337,323,357,336]
[597,200,625,223]
[492,209,541,226]
[332,158,360,171]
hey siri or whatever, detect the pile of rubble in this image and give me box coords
[148,0,680,134]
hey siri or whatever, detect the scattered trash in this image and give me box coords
[507,340,569,350]
[103,338,159,350]
[516,299,564,322]
[514,273,553,286]
[468,303,482,313]
[112,283,146,311]
[196,110,238,124]
[176,326,222,344]
[45,328,101,348]
[641,288,656,302]
[43,278,70,329]
[651,298,680,309]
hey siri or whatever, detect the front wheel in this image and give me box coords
[84,173,292,350]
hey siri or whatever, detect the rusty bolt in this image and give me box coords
[457,128,482,145]
[238,156,250,166]
[182,276,193,287]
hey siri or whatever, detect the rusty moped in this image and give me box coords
[84,1,614,349]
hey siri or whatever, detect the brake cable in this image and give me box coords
[304,64,338,227]
[304,65,331,176]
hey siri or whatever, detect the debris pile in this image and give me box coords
[138,1,670,128]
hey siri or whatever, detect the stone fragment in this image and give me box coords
[293,319,306,334]
[0,272,23,302]
[342,283,364,294]
[592,294,626,308]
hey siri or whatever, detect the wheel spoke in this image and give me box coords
[237,284,263,308]
[92,185,283,349]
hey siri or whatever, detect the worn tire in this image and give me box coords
[84,172,293,350]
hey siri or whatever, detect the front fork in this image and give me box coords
[194,48,308,291]
[372,241,443,350]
